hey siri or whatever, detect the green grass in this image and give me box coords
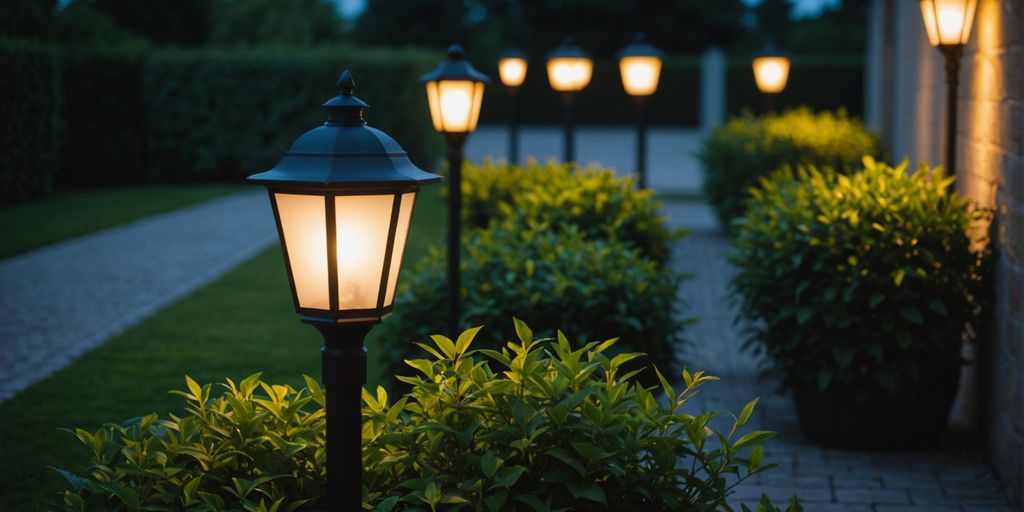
[0,186,446,511]
[0,185,244,258]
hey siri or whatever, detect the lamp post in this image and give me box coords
[618,33,663,189]
[247,70,440,512]
[546,37,593,162]
[498,47,528,165]
[422,44,489,336]
[919,0,978,181]
[751,45,791,113]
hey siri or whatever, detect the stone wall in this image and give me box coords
[866,0,1024,506]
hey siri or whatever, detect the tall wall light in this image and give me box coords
[546,37,593,162]
[919,0,978,180]
[618,33,663,189]
[498,47,528,164]
[422,45,489,335]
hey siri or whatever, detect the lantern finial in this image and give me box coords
[324,69,368,126]
[447,45,465,60]
[337,70,356,96]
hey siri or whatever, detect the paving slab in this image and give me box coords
[0,191,276,402]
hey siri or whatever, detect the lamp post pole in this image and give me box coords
[940,45,962,182]
[562,92,575,162]
[308,319,373,512]
[445,133,467,335]
[634,96,648,188]
[508,88,520,165]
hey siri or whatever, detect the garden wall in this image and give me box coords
[866,0,1023,505]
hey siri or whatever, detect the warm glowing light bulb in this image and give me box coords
[619,56,662,96]
[547,58,593,92]
[499,58,527,87]
[919,0,978,46]
[425,80,484,133]
[752,56,791,94]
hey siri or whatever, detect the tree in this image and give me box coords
[86,0,218,46]
[210,0,346,47]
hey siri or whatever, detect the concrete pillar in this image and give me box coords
[700,46,726,131]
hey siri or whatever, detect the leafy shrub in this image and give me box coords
[730,158,991,396]
[0,38,60,200]
[57,322,801,511]
[382,225,686,376]
[699,107,880,226]
[143,46,441,182]
[460,159,684,264]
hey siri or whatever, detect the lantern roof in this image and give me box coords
[499,47,528,60]
[421,45,490,83]
[247,70,441,189]
[754,44,789,59]
[618,33,663,59]
[547,37,591,61]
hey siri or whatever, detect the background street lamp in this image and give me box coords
[751,45,791,112]
[546,37,592,162]
[247,70,440,512]
[422,44,489,336]
[919,0,978,181]
[498,47,528,165]
[618,34,663,189]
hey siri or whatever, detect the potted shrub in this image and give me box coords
[698,107,881,228]
[730,158,991,448]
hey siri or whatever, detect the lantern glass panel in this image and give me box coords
[619,56,662,96]
[547,57,593,92]
[752,56,791,93]
[919,0,978,46]
[275,192,329,310]
[383,191,416,307]
[424,80,484,133]
[499,57,528,87]
[335,194,394,310]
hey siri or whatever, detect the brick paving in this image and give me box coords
[0,191,276,402]
[664,201,1017,511]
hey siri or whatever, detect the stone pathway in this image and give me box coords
[664,201,1016,512]
[0,191,276,402]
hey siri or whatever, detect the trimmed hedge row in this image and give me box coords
[0,40,442,189]
[0,39,60,200]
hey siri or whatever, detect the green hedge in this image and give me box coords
[143,46,441,182]
[0,39,60,200]
[58,45,147,186]
[479,57,701,126]
[726,54,864,117]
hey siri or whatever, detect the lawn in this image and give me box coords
[0,186,445,510]
[0,185,244,258]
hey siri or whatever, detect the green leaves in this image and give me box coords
[731,158,991,398]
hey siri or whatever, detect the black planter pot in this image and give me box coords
[792,357,962,449]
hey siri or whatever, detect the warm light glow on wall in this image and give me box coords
[919,0,979,46]
[425,80,485,133]
[498,57,528,87]
[752,56,791,93]
[547,57,593,92]
[619,56,662,96]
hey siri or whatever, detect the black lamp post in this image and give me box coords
[919,0,978,181]
[247,70,440,512]
[498,47,528,165]
[421,45,489,336]
[546,37,593,163]
[618,34,663,189]
[751,45,791,113]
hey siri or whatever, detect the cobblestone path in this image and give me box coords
[0,191,276,402]
[664,201,1016,511]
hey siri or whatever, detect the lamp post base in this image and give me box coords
[304,317,375,512]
